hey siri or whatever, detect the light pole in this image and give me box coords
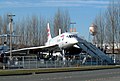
[112,25,114,54]
[8,14,15,60]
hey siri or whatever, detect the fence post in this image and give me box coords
[22,56,24,68]
[36,56,38,68]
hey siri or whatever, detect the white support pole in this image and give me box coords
[59,29,61,35]
[62,50,66,65]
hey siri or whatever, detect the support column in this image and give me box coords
[62,50,66,65]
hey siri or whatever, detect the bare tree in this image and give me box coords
[1,14,8,44]
[54,9,70,36]
[0,9,71,48]
[38,16,47,46]
[14,15,47,47]
[63,10,71,32]
[106,1,120,53]
[94,12,105,48]
[0,16,3,44]
[94,1,120,53]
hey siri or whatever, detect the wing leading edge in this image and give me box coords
[5,44,60,54]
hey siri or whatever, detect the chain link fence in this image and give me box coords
[1,54,119,69]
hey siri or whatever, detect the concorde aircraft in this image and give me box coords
[1,23,80,61]
[0,23,113,64]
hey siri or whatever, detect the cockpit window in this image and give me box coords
[67,35,78,38]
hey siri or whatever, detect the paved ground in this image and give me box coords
[0,68,120,81]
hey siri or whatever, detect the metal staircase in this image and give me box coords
[77,38,113,64]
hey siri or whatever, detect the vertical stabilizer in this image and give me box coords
[47,23,52,41]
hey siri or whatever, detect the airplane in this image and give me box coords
[0,23,81,62]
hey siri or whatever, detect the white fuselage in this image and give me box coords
[45,32,78,49]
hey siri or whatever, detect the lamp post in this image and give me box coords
[8,14,15,60]
[112,25,114,54]
[112,20,115,63]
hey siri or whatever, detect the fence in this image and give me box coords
[1,55,119,69]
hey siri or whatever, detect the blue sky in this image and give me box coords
[0,0,114,40]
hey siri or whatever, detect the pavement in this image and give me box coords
[0,68,120,81]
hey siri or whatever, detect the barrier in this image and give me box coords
[1,55,119,69]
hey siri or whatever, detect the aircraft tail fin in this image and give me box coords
[47,23,52,41]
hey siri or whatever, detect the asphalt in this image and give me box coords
[0,68,120,81]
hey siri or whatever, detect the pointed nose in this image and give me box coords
[69,38,78,44]
[73,39,78,44]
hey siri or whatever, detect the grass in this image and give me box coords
[0,65,120,76]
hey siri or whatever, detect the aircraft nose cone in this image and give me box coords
[70,38,78,44]
[74,39,78,44]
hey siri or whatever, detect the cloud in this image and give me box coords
[41,0,110,8]
[0,0,112,8]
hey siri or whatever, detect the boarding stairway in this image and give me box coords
[77,38,113,64]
